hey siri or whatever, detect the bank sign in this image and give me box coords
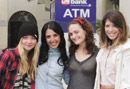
[55,0,96,32]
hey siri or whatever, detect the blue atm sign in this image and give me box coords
[55,0,96,32]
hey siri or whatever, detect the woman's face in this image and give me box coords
[68,23,86,45]
[21,35,37,52]
[105,19,120,42]
[45,28,61,48]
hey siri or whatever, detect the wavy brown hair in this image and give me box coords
[68,17,95,57]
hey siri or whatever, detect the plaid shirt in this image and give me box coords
[0,48,35,89]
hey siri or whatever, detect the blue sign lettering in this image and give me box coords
[63,9,90,18]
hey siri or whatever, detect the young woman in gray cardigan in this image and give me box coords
[67,17,99,89]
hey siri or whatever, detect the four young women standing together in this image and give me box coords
[0,10,130,89]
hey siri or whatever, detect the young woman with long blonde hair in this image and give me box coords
[0,22,39,89]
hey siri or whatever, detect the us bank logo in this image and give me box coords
[61,0,70,5]
[61,0,89,6]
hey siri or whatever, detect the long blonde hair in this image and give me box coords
[17,39,39,80]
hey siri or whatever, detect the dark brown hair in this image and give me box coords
[38,21,68,67]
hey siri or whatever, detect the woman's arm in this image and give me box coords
[116,48,130,89]
[35,67,44,89]
[0,50,10,75]
[0,50,10,87]
[63,67,70,85]
[120,49,130,89]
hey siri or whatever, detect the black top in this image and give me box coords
[67,47,99,89]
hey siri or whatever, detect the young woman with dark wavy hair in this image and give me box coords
[67,17,99,89]
[36,21,69,89]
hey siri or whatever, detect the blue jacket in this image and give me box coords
[35,48,69,89]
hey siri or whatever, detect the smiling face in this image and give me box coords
[68,23,86,46]
[105,19,120,42]
[21,35,37,52]
[45,29,61,48]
